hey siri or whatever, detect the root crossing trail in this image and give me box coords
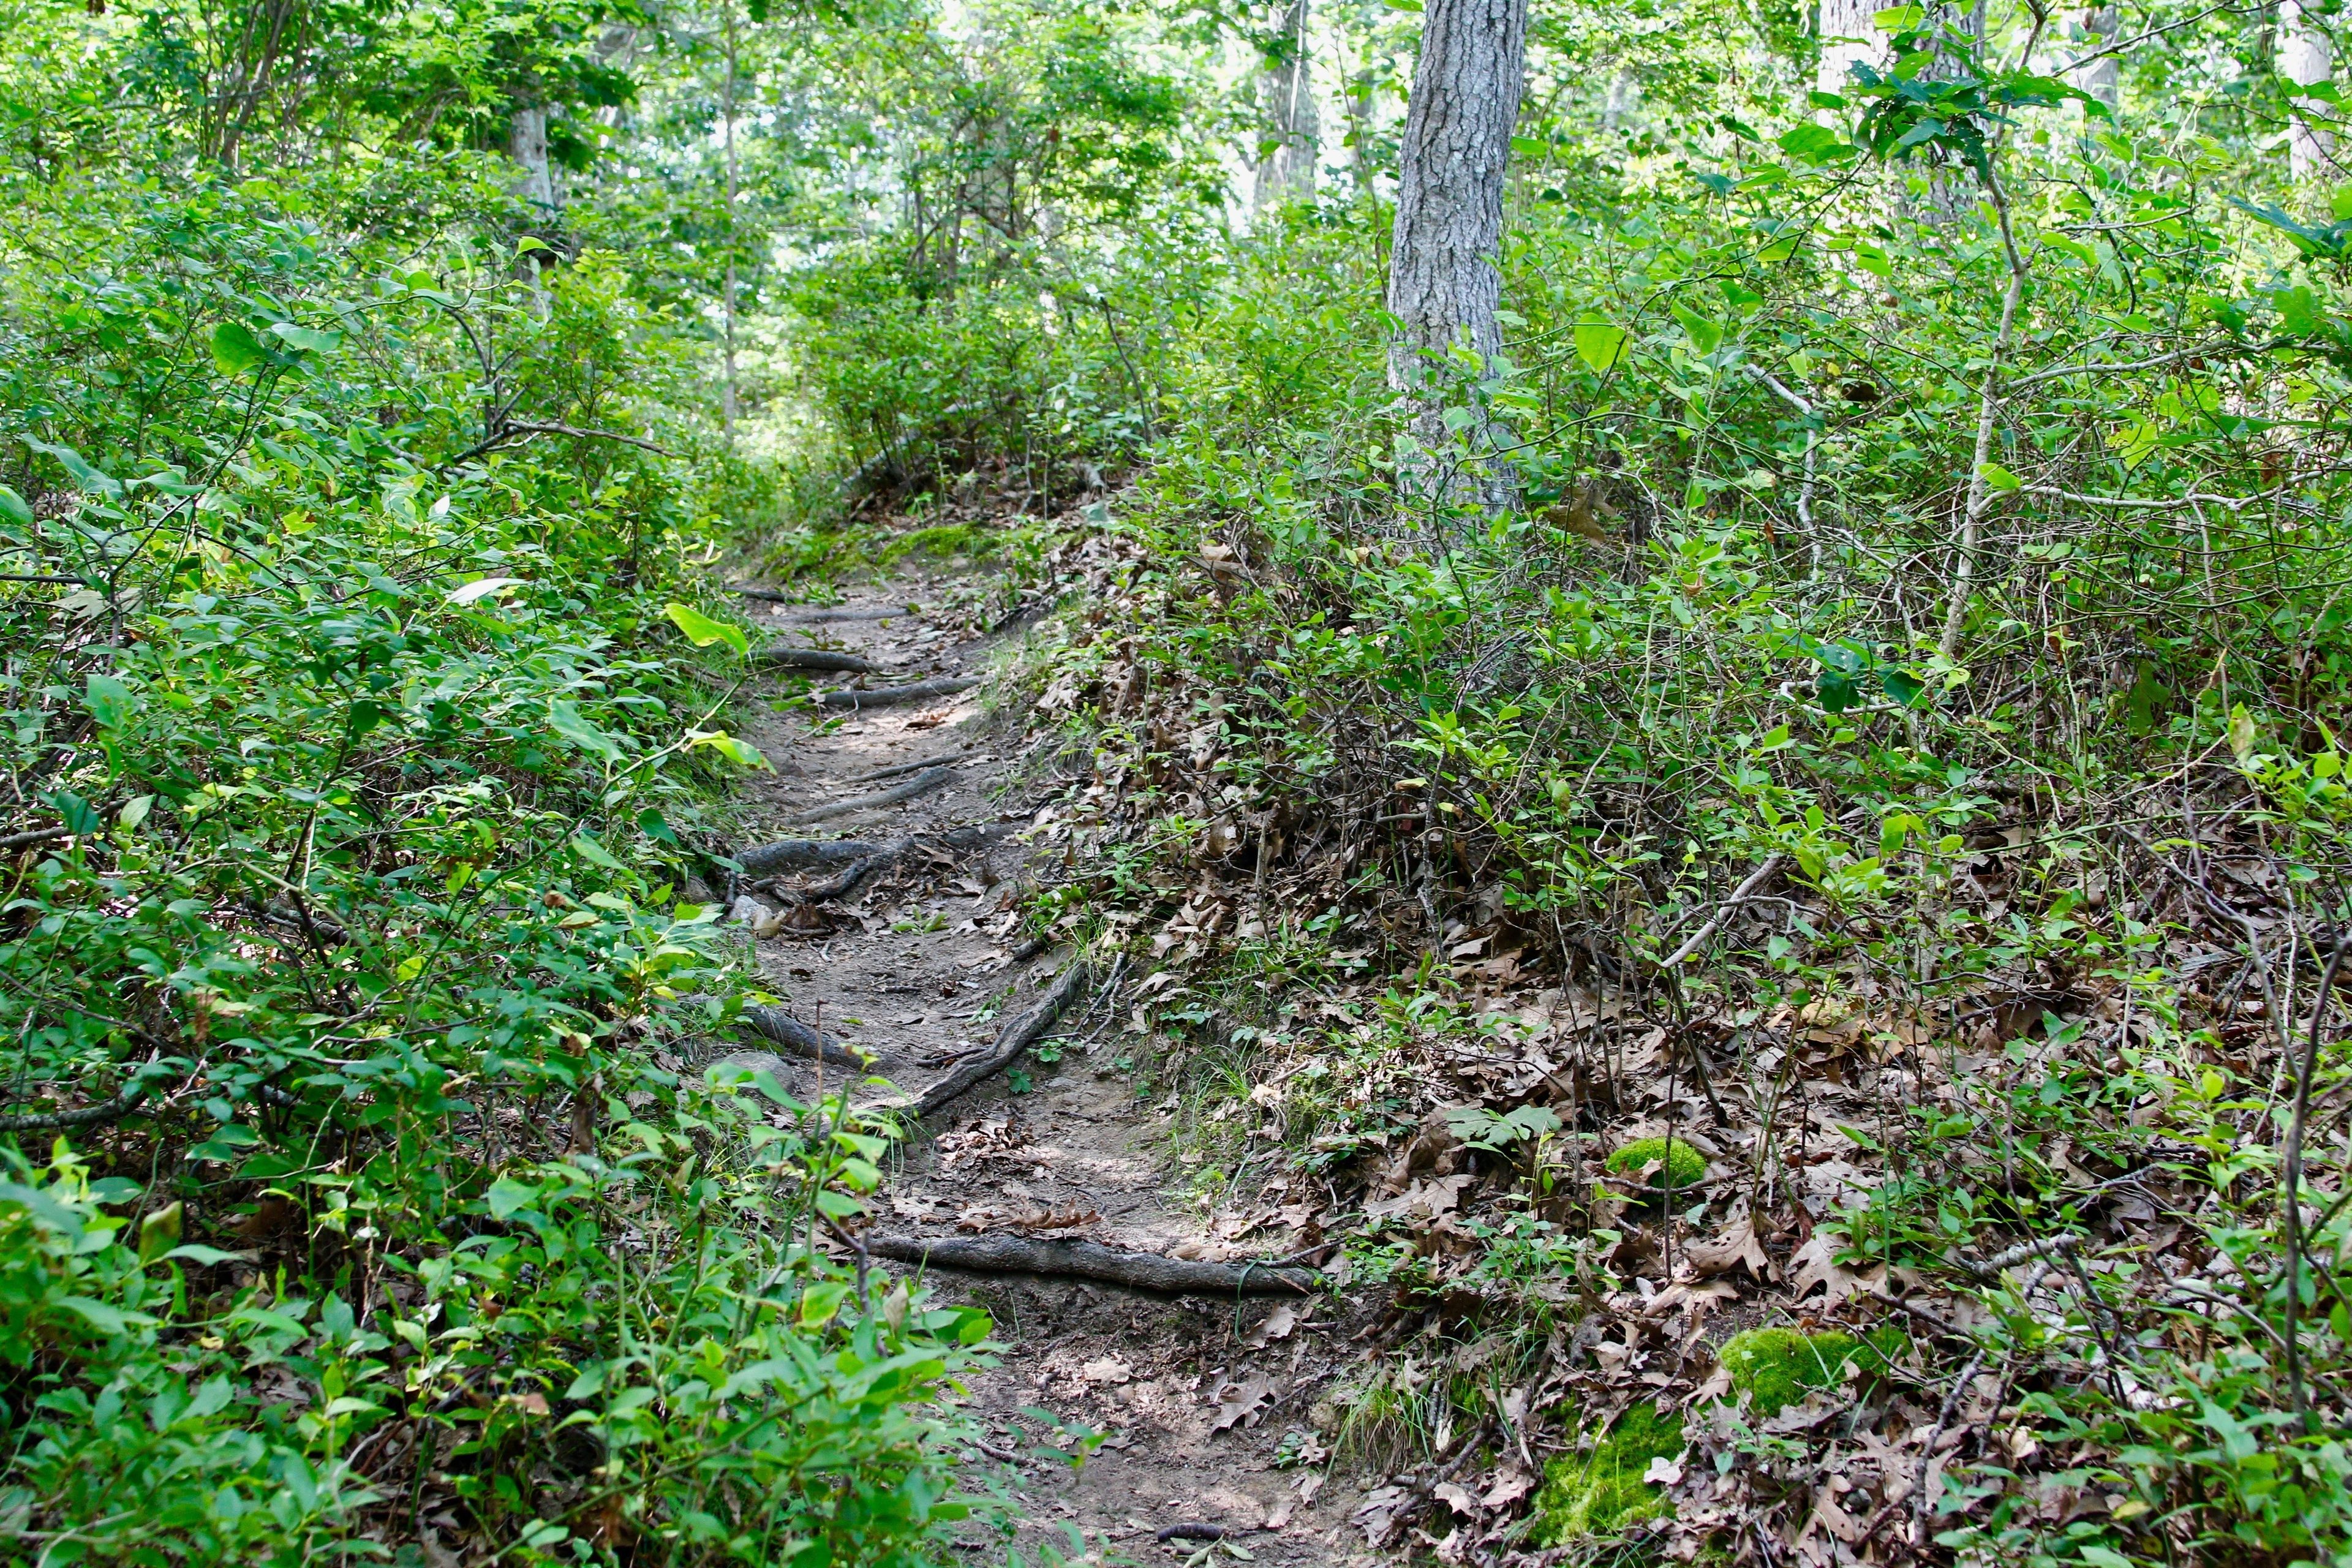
[716,570,1372,1565]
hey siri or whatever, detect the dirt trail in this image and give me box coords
[715,569,1374,1566]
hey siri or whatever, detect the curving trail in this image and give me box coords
[714,567,1371,1564]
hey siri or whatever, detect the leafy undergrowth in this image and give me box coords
[977,119,2352,1564]
[0,159,997,1564]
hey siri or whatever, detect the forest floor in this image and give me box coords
[714,566,1376,1567]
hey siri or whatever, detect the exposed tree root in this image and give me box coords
[734,824,992,883]
[737,1005,872,1068]
[0,1079,151,1134]
[785,766,954,825]
[864,1234,1320,1296]
[816,676,979,710]
[914,960,1091,1117]
[752,648,884,674]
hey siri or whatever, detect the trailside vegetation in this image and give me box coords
[10,0,2352,1562]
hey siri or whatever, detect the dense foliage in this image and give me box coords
[12,0,2352,1561]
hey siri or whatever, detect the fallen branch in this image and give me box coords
[736,837,885,877]
[1654,854,1787,968]
[1,826,71,853]
[914,960,1091,1117]
[817,676,978,710]
[0,1079,152,1134]
[737,1006,873,1069]
[752,648,883,674]
[785,766,954,826]
[734,824,990,883]
[729,585,793,603]
[865,1234,1319,1296]
[846,757,962,786]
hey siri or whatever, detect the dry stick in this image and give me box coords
[1938,165,2030,663]
[2282,937,2346,1435]
[1654,855,1787,970]
[816,676,979,711]
[864,1234,1319,1296]
[750,648,883,674]
[0,1078,152,1134]
[914,961,1091,1117]
[0,826,70,853]
[846,757,962,786]
[784,766,954,826]
[1910,1349,1988,1546]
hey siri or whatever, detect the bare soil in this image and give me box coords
[712,571,1382,1566]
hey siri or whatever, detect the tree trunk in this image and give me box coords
[1385,0,1527,436]
[1253,0,1319,214]
[2281,0,2335,182]
[2078,6,2120,110]
[510,105,558,221]
[1817,0,1878,98]
[721,0,742,432]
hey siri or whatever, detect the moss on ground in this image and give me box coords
[1717,1325,1908,1416]
[1605,1136,1707,1195]
[1531,1401,1686,1544]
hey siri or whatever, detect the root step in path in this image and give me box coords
[725,573,1362,1562]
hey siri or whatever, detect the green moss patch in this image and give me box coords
[1605,1136,1707,1195]
[1531,1401,1685,1544]
[1717,1325,1908,1417]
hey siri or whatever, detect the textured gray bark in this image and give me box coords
[2282,0,2335,181]
[1253,0,1319,213]
[1384,0,1527,413]
[2077,6,2120,110]
[867,1234,1320,1295]
[509,107,557,218]
[1817,0,1879,97]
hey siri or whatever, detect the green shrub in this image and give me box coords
[1531,1401,1685,1543]
[1718,1325,1908,1417]
[1605,1136,1708,1196]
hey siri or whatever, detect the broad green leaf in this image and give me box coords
[1672,303,1724,355]
[0,484,30,526]
[1574,320,1630,373]
[448,576,526,605]
[570,833,627,870]
[1977,461,2021,492]
[28,439,122,498]
[211,321,268,375]
[687,729,772,770]
[268,322,342,353]
[549,699,624,761]
[665,601,750,655]
[85,673,135,731]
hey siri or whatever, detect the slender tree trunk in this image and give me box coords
[1817,0,1878,97]
[722,0,742,434]
[1385,0,1526,440]
[1254,0,1319,214]
[2078,6,2120,110]
[1600,64,1639,130]
[510,105,557,217]
[2282,0,2335,181]
[510,104,557,314]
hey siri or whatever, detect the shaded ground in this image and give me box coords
[711,570,1378,1566]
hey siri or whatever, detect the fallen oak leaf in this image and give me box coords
[1684,1199,1773,1280]
[1210,1375,1276,1432]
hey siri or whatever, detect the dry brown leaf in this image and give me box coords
[1433,1481,1480,1518]
[1482,1469,1535,1510]
[1684,1201,1774,1280]
[1080,1356,1134,1385]
[1209,1375,1275,1432]
[1789,1232,1886,1302]
[1242,1302,1301,1349]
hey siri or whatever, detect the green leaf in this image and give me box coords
[28,440,122,498]
[1574,320,1630,373]
[1672,303,1724,354]
[268,322,343,353]
[85,673,135,731]
[548,699,624,761]
[1977,461,2021,492]
[57,1296,153,1336]
[211,321,268,375]
[665,601,750,656]
[570,834,627,870]
[686,729,772,770]
[0,484,31,527]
